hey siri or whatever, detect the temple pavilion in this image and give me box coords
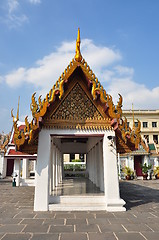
[12,29,148,211]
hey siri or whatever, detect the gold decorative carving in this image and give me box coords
[52,83,103,120]
[30,93,38,117]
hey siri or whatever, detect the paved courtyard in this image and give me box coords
[0,178,159,240]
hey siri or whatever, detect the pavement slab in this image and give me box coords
[0,224,26,233]
[115,232,146,240]
[98,223,126,233]
[23,224,49,233]
[75,223,99,232]
[122,223,153,232]
[66,218,87,225]
[20,218,44,225]
[60,233,88,240]
[141,231,159,240]
[31,233,59,240]
[55,213,75,219]
[87,217,110,224]
[49,225,74,233]
[88,232,116,240]
[43,218,65,225]
[0,233,31,240]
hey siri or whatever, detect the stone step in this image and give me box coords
[49,195,106,204]
[49,202,107,211]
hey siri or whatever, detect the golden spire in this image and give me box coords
[16,96,20,121]
[75,28,82,62]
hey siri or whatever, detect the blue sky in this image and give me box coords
[0,0,159,133]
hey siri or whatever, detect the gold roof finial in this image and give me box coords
[75,28,82,62]
[16,96,20,121]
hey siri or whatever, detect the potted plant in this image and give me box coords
[141,163,152,180]
[123,166,134,180]
[154,166,159,179]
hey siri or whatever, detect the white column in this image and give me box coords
[22,158,29,179]
[13,159,20,186]
[90,149,93,182]
[118,153,121,180]
[86,152,89,178]
[34,130,51,211]
[94,145,97,186]
[53,145,56,190]
[103,134,126,212]
[99,140,104,191]
[60,152,63,182]
[62,153,64,179]
[58,149,60,184]
[50,145,53,194]
[55,147,58,186]
[96,143,100,188]
[92,147,95,184]
[2,153,7,178]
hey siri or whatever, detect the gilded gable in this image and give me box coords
[52,83,103,120]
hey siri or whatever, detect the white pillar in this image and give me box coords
[13,159,20,186]
[86,152,89,178]
[92,147,95,184]
[103,134,126,212]
[99,140,104,191]
[118,153,121,180]
[34,130,51,211]
[2,153,7,178]
[95,144,99,187]
[50,145,53,194]
[60,152,63,182]
[22,158,29,179]
[90,149,93,182]
[55,147,58,186]
[53,145,56,190]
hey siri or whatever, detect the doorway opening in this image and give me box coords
[49,134,105,210]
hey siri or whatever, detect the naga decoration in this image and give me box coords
[11,109,25,150]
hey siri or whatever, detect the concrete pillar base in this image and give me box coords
[106,198,126,212]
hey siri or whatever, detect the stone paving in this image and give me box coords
[0,178,159,240]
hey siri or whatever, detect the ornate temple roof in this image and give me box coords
[11,29,148,154]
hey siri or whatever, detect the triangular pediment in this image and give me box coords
[52,83,103,120]
[43,81,112,130]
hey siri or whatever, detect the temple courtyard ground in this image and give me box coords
[0,178,159,240]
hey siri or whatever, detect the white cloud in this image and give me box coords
[27,0,41,4]
[3,0,28,28]
[8,0,19,14]
[114,65,134,76]
[5,68,26,87]
[1,38,159,110]
[2,0,40,28]
[1,39,121,96]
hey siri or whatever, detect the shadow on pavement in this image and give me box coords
[120,180,159,210]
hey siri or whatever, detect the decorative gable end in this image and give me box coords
[43,82,112,130]
[52,83,103,120]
